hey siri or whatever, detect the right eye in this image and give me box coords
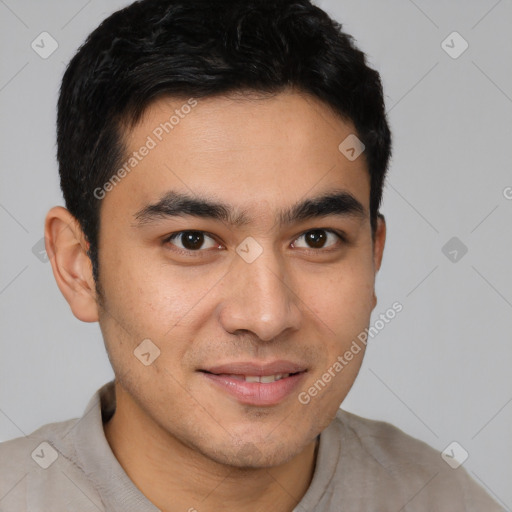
[163,231,223,254]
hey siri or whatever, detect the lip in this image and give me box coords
[198,360,308,407]
[201,360,307,377]
[200,371,307,406]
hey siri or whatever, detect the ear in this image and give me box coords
[44,206,99,322]
[373,213,386,272]
[371,213,386,309]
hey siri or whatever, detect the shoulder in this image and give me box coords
[0,417,78,471]
[324,409,504,511]
[0,419,104,511]
[336,409,443,468]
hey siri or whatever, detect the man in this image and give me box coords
[0,0,503,510]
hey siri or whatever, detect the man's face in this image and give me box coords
[95,90,385,467]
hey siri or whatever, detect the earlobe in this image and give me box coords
[44,206,99,322]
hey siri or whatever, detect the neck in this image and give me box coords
[104,382,319,512]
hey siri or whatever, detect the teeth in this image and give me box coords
[260,375,278,383]
[226,374,245,381]
[243,373,290,383]
[217,373,292,382]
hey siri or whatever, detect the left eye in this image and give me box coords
[165,231,219,251]
[292,229,343,250]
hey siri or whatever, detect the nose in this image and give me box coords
[217,245,302,341]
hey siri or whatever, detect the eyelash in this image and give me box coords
[162,228,348,257]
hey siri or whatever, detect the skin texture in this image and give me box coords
[45,89,386,512]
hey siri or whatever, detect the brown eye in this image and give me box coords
[305,230,327,248]
[180,232,204,250]
[292,229,344,250]
[165,231,218,251]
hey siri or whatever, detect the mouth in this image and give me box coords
[199,360,307,376]
[197,360,308,406]
[200,372,300,383]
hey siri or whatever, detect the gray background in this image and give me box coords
[1,0,511,508]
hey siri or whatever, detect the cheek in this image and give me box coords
[98,239,181,326]
[299,258,376,335]
[98,241,232,367]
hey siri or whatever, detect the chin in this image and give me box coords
[201,432,307,469]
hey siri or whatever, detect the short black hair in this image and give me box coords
[57,0,391,283]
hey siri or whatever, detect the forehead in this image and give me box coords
[106,90,370,222]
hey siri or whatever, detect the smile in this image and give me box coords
[199,366,307,406]
[215,373,292,383]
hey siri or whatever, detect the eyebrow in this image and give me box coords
[133,188,366,228]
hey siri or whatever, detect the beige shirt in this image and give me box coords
[0,381,504,511]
